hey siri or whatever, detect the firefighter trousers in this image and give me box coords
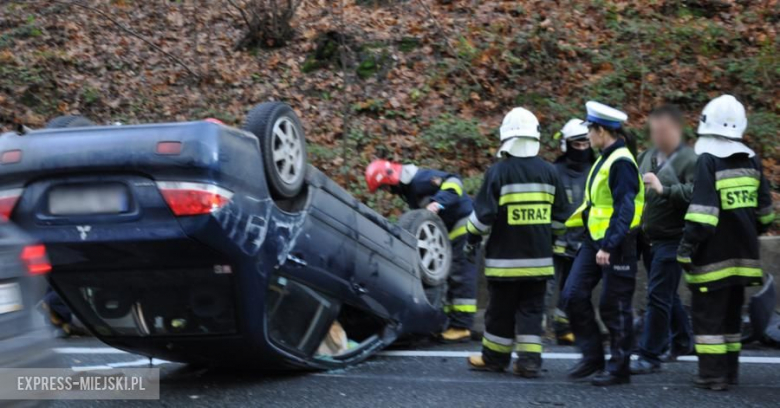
[691,285,743,380]
[481,279,546,368]
[552,256,574,337]
[445,235,477,329]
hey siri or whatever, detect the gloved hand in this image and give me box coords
[676,241,695,272]
[464,233,482,264]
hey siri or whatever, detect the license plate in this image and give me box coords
[49,184,129,215]
[0,282,22,315]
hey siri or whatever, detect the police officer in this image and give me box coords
[550,119,595,345]
[677,95,774,390]
[465,107,567,378]
[365,160,477,343]
[561,101,645,386]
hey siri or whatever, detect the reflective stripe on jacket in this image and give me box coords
[468,156,568,280]
[679,153,773,292]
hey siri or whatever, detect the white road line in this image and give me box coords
[378,350,780,364]
[55,347,129,355]
[56,347,780,365]
[72,358,173,372]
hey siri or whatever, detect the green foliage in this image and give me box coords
[398,37,420,52]
[0,15,42,49]
[462,175,483,197]
[748,111,780,160]
[355,50,391,80]
[421,114,486,155]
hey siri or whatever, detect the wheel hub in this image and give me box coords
[271,117,303,185]
[416,221,448,282]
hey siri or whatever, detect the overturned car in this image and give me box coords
[0,103,452,369]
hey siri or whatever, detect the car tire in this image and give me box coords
[242,102,307,199]
[46,115,94,128]
[398,209,452,287]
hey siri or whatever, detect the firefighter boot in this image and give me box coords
[440,328,471,343]
[692,376,729,391]
[513,353,541,378]
[467,355,505,372]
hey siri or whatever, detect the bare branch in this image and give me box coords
[227,0,253,28]
[415,0,481,90]
[46,0,201,79]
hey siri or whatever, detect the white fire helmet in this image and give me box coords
[695,95,754,158]
[558,118,589,153]
[498,107,541,158]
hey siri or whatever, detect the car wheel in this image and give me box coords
[46,115,94,128]
[242,102,307,199]
[398,209,452,287]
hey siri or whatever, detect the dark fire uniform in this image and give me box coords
[678,153,774,382]
[550,155,592,339]
[467,156,567,368]
[396,167,477,329]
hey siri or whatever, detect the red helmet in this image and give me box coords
[365,160,403,193]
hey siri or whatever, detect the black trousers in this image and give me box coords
[446,236,478,329]
[691,285,744,380]
[482,279,546,367]
[562,239,637,377]
[552,256,574,336]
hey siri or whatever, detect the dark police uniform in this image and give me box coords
[467,156,567,368]
[562,138,645,379]
[677,153,774,383]
[395,167,477,329]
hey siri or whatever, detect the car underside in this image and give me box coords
[0,104,451,369]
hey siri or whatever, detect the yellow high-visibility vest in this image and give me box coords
[565,147,644,240]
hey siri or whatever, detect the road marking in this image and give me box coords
[55,347,129,355]
[72,358,173,372]
[56,347,780,365]
[314,372,780,388]
[378,350,780,364]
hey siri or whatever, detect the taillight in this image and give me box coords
[1,150,22,164]
[156,182,233,216]
[156,141,182,155]
[0,188,23,221]
[21,244,51,275]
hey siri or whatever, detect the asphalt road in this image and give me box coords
[40,337,780,408]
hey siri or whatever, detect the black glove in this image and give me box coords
[676,241,695,272]
[464,233,482,264]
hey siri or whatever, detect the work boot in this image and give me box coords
[512,358,541,378]
[467,355,505,372]
[440,328,471,343]
[692,376,729,391]
[660,346,694,363]
[591,371,630,386]
[630,357,660,375]
[556,332,575,346]
[567,359,604,380]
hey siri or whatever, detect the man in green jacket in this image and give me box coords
[631,105,696,374]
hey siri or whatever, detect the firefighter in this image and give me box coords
[550,119,595,345]
[365,160,477,343]
[561,101,645,386]
[676,95,774,390]
[465,107,568,377]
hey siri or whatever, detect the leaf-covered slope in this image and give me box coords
[0,0,777,218]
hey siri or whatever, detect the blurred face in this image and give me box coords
[649,115,682,154]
